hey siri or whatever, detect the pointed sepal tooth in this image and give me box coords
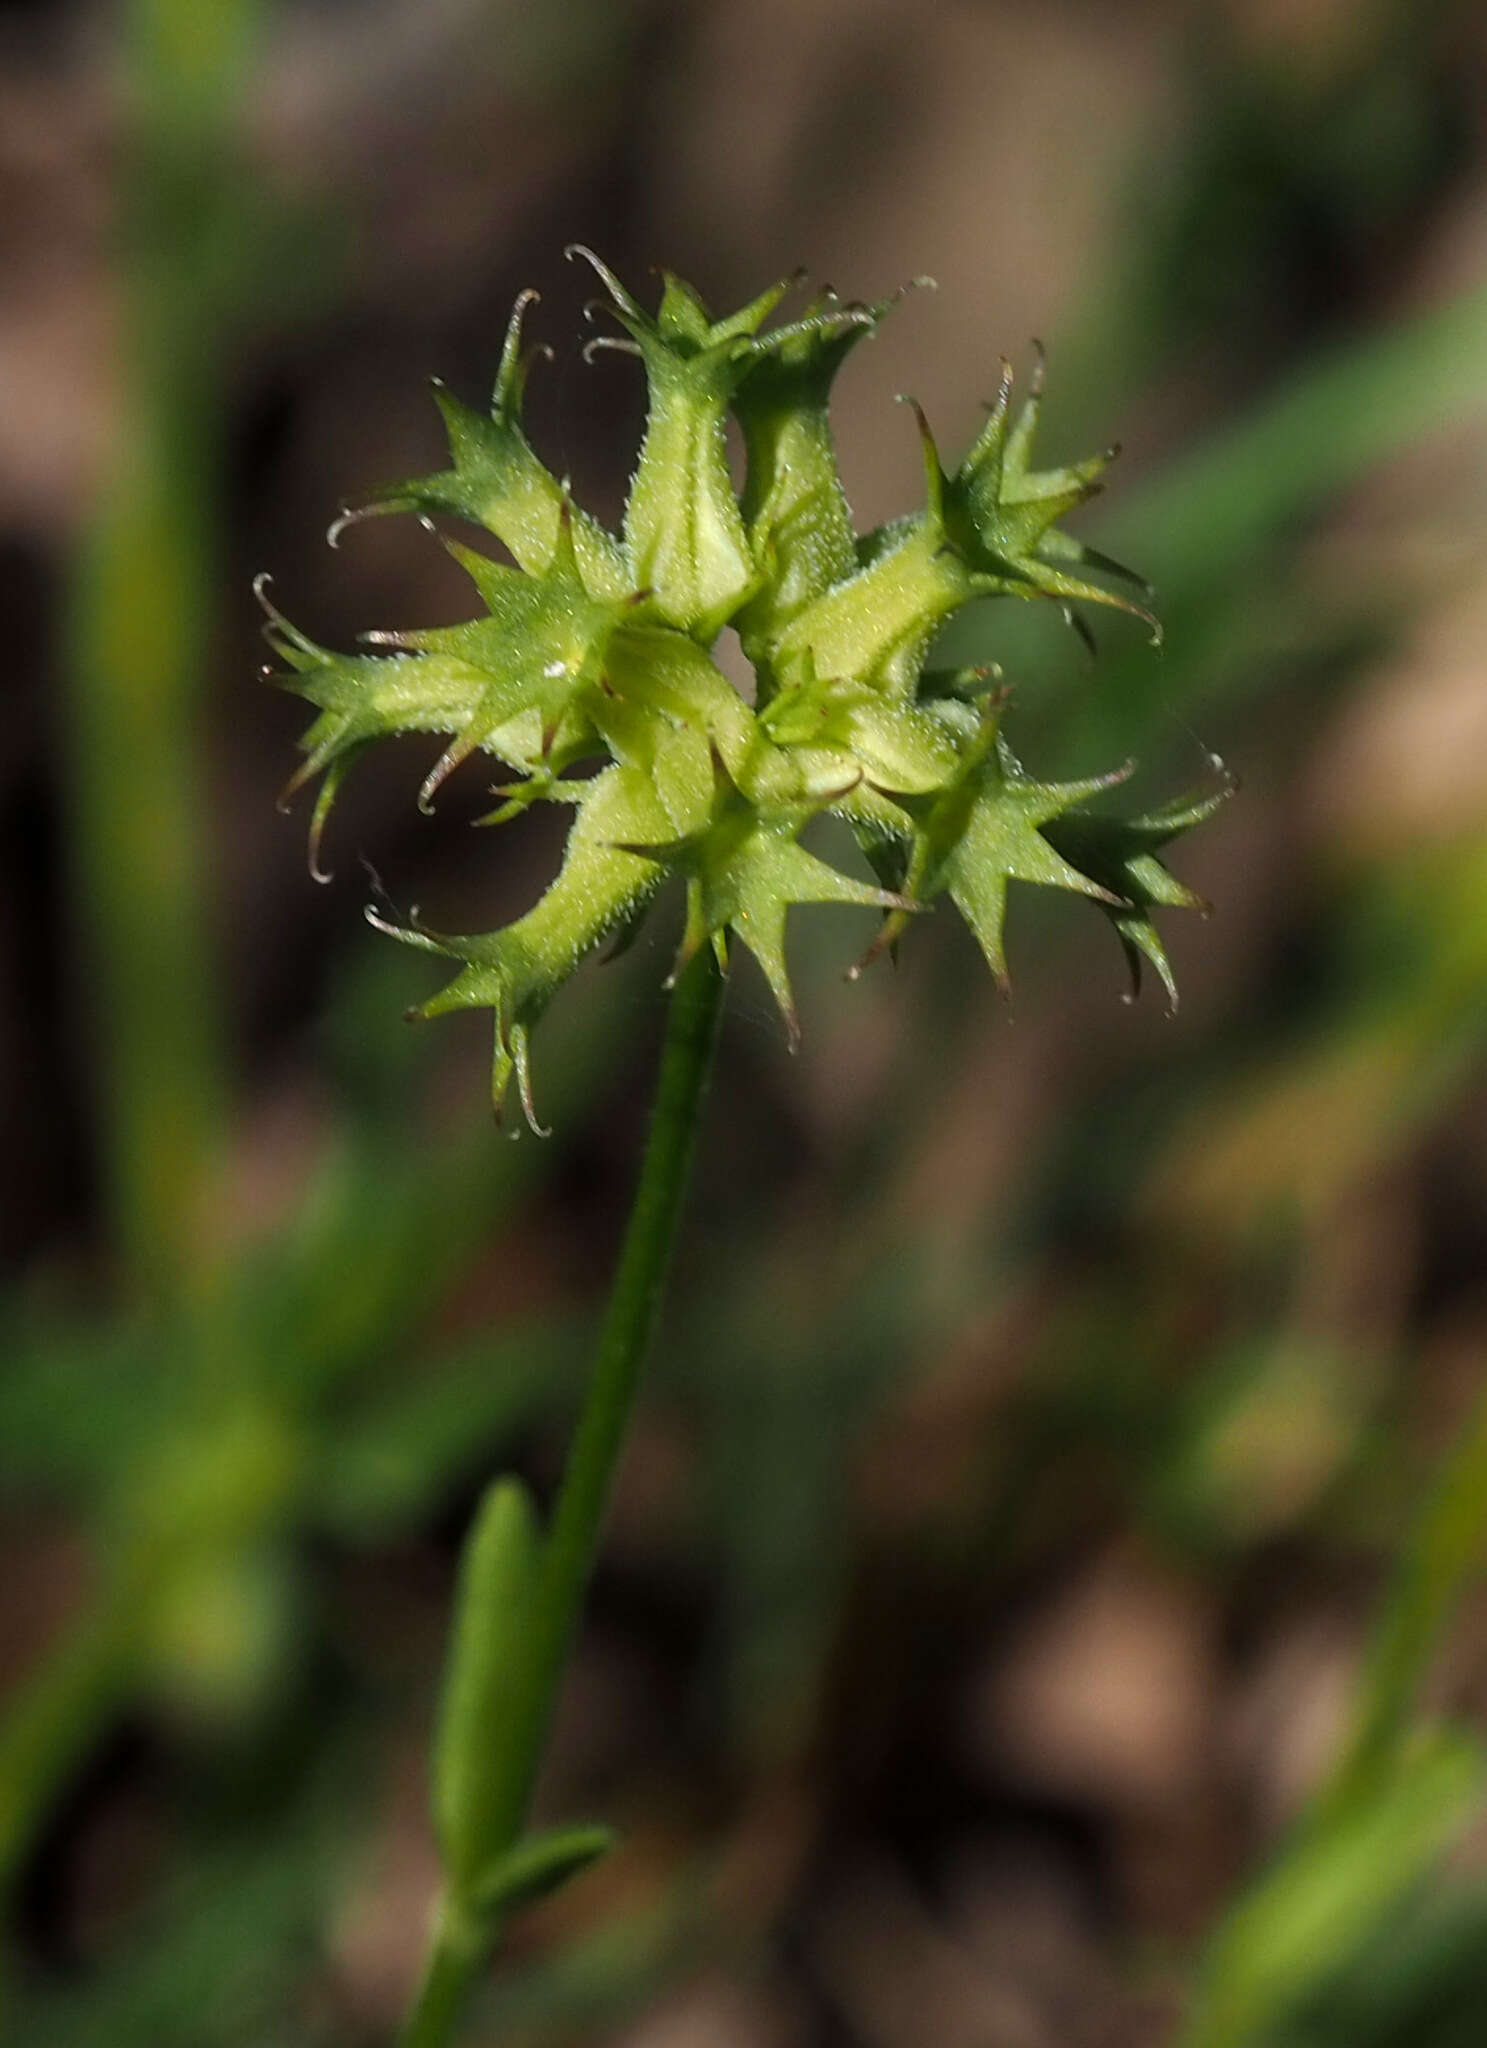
[883,702,1139,989]
[260,578,492,847]
[614,745,915,1044]
[565,244,647,328]
[1039,775,1235,1010]
[897,394,947,530]
[305,752,357,882]
[317,291,625,595]
[939,345,1159,644]
[572,254,889,639]
[732,283,915,652]
[358,763,677,1125]
[491,286,552,420]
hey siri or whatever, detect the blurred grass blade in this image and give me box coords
[312,1324,577,1541]
[66,0,265,1299]
[8,1767,343,2048]
[0,1598,141,1904]
[1111,284,1487,595]
[1182,1732,1487,2048]
[1325,1375,1487,1820]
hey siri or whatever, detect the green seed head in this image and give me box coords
[266,257,1225,1127]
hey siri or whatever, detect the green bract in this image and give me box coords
[266,253,1224,1127]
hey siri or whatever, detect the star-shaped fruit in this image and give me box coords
[868,707,1134,985]
[1041,780,1232,1007]
[620,748,912,1044]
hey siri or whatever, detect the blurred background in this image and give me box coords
[6,0,1487,2042]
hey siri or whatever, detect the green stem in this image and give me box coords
[400,946,726,2048]
[400,1902,488,2048]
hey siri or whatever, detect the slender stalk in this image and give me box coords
[400,946,727,2048]
[400,1902,488,2048]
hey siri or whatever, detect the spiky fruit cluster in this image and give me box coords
[265,251,1225,1128]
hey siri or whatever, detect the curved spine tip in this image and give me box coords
[564,245,637,313]
[253,572,311,649]
[512,1033,551,1138]
[582,334,642,364]
[418,734,478,814]
[326,502,385,549]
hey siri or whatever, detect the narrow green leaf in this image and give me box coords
[1327,1374,1487,1818]
[467,1822,617,1915]
[433,1477,539,1890]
